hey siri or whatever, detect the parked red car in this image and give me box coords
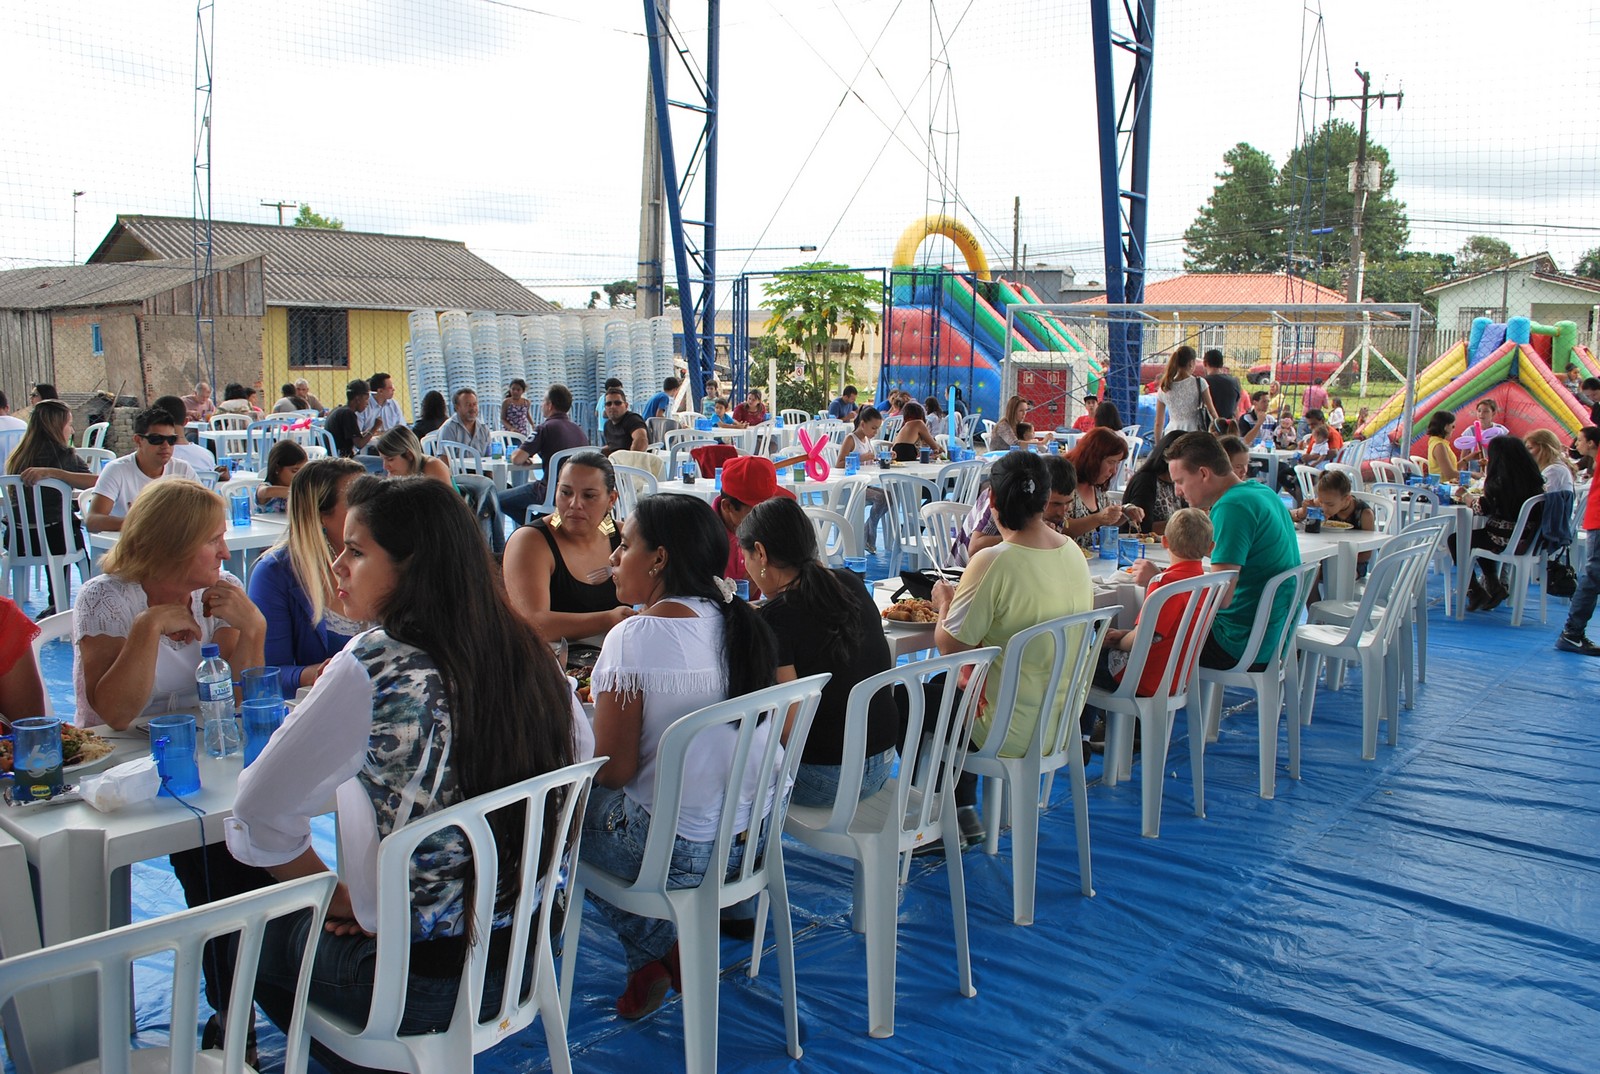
[1247,351,1343,385]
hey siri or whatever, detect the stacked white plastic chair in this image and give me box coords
[498,314,525,387]
[439,309,476,397]
[469,312,502,419]
[407,309,449,405]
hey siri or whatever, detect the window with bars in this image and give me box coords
[286,308,349,368]
[1198,323,1227,353]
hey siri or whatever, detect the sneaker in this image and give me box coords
[616,958,673,1020]
[1555,630,1600,656]
[957,805,985,848]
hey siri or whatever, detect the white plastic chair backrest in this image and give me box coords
[83,422,111,449]
[209,413,250,431]
[536,445,591,500]
[619,676,828,910]
[1321,542,1432,645]
[665,437,717,478]
[1496,493,1546,560]
[420,431,441,455]
[646,416,679,446]
[661,427,706,456]
[878,473,940,540]
[879,415,905,441]
[611,464,658,520]
[244,419,294,470]
[800,420,853,452]
[438,440,487,476]
[490,430,525,457]
[780,409,809,426]
[1326,461,1363,492]
[610,449,664,479]
[800,505,855,564]
[1368,460,1403,486]
[1097,571,1236,703]
[1210,563,1318,675]
[30,610,74,718]
[970,607,1116,766]
[1352,492,1396,534]
[1336,439,1365,465]
[807,650,1001,840]
[1293,464,1321,503]
[75,446,115,473]
[749,423,779,456]
[919,501,969,572]
[0,872,336,1074]
[1408,454,1429,475]
[1121,424,1142,438]
[325,758,603,1066]
[935,458,988,504]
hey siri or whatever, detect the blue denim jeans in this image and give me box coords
[790,748,896,808]
[1564,531,1600,635]
[580,787,750,974]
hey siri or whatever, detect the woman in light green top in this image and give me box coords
[931,451,1093,805]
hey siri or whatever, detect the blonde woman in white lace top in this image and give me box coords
[74,479,265,729]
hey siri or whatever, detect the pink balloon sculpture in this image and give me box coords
[789,428,832,482]
[1452,419,1508,453]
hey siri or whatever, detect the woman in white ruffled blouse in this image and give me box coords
[582,493,779,1020]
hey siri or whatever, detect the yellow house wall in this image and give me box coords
[261,308,414,416]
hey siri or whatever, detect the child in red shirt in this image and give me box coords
[1101,507,1214,696]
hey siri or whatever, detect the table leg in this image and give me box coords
[21,830,116,1070]
[0,835,45,1074]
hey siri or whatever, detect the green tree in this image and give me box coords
[602,279,679,309]
[1280,119,1409,270]
[746,335,830,415]
[1575,247,1600,280]
[762,262,881,397]
[1455,236,1516,274]
[1182,142,1284,272]
[1355,250,1456,309]
[291,204,344,230]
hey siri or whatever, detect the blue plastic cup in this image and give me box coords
[714,467,723,491]
[1098,525,1119,559]
[735,579,750,601]
[1117,537,1143,569]
[845,453,860,475]
[229,490,252,528]
[149,714,201,797]
[7,717,65,802]
[843,556,868,586]
[680,462,697,484]
[241,699,286,768]
[240,666,281,704]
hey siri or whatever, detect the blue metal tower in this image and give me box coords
[643,0,719,407]
[1090,0,1154,424]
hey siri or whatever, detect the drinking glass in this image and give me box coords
[8,717,64,802]
[149,714,201,797]
[241,699,286,768]
[845,453,860,475]
[240,666,282,704]
[229,491,252,528]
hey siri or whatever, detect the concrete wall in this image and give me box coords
[138,314,261,402]
[50,307,142,397]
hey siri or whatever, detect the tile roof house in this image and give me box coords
[1424,253,1600,339]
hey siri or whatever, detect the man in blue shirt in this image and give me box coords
[828,385,859,421]
[641,377,681,420]
[501,383,591,526]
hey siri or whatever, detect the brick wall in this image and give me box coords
[139,315,261,401]
[51,308,142,396]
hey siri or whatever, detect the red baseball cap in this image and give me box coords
[718,455,794,505]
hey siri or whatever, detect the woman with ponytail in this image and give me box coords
[582,493,779,1019]
[738,497,896,806]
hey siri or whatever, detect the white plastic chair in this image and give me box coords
[780,649,1001,1038]
[877,474,940,576]
[801,505,858,563]
[1194,563,1319,802]
[0,873,336,1074]
[780,409,809,427]
[30,610,73,718]
[1352,491,1396,534]
[1326,461,1363,492]
[1468,493,1548,627]
[919,501,969,573]
[1089,571,1235,837]
[560,675,829,1073]
[1293,464,1321,503]
[82,422,111,449]
[609,449,664,479]
[74,446,115,474]
[965,608,1116,925]
[935,458,988,505]
[490,429,525,457]
[823,476,871,541]
[308,758,604,1074]
[12,478,93,609]
[438,440,488,478]
[1368,460,1404,486]
[419,431,441,456]
[524,446,591,523]
[1296,542,1433,760]
[611,464,658,521]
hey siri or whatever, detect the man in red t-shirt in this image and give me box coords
[1073,394,1098,432]
[732,388,768,426]
[1557,426,1600,655]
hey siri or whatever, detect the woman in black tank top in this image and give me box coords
[504,451,635,642]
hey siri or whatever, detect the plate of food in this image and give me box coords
[1322,520,1354,531]
[882,597,938,628]
[0,724,120,779]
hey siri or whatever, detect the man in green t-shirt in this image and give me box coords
[1167,431,1302,669]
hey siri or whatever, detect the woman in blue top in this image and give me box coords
[247,457,368,695]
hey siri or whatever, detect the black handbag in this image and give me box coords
[891,567,962,602]
[1547,548,1578,598]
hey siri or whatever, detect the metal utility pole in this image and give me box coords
[1011,196,1020,275]
[192,0,217,395]
[71,190,85,262]
[1329,65,1401,355]
[260,199,297,226]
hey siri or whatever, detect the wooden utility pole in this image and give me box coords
[1329,65,1402,359]
[260,200,297,226]
[1011,196,1020,275]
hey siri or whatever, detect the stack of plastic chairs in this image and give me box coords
[469,312,502,412]
[407,309,449,405]
[439,309,475,397]
[498,314,525,387]
[604,320,632,391]
[652,316,676,389]
[520,316,547,391]
[541,317,567,392]
[629,320,654,399]
[562,316,586,403]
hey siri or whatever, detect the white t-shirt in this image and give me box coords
[71,570,245,727]
[1543,462,1576,495]
[591,597,780,841]
[91,453,198,517]
[174,442,216,473]
[0,415,26,432]
[224,633,594,933]
[1157,376,1210,433]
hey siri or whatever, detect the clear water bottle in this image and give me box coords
[197,643,241,758]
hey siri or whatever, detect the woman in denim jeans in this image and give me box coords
[584,494,779,1019]
[228,477,588,1074]
[737,497,898,807]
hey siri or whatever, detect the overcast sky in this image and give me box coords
[3,0,1596,308]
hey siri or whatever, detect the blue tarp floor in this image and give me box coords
[7,568,1599,1074]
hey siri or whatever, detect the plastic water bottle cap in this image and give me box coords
[201,643,220,659]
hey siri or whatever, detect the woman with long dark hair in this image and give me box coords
[1154,345,1219,436]
[6,399,94,615]
[889,400,944,461]
[411,390,449,439]
[738,497,896,806]
[1451,435,1546,611]
[581,493,778,1019]
[229,476,588,1064]
[1120,430,1186,536]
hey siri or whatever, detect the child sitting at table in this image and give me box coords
[1302,424,1333,469]
[1014,421,1042,448]
[1290,468,1374,531]
[1273,408,1300,449]
[1084,508,1213,750]
[712,397,741,427]
[254,438,308,512]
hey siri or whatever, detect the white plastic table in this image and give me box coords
[0,725,248,1071]
[1248,447,1301,490]
[0,827,47,1074]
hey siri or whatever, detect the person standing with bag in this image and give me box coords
[1555,427,1600,655]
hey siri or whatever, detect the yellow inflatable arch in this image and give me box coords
[891,214,991,281]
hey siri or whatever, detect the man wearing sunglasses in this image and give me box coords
[600,389,649,456]
[85,406,197,532]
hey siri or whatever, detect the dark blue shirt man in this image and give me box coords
[828,385,859,421]
[641,377,681,420]
[501,383,592,525]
